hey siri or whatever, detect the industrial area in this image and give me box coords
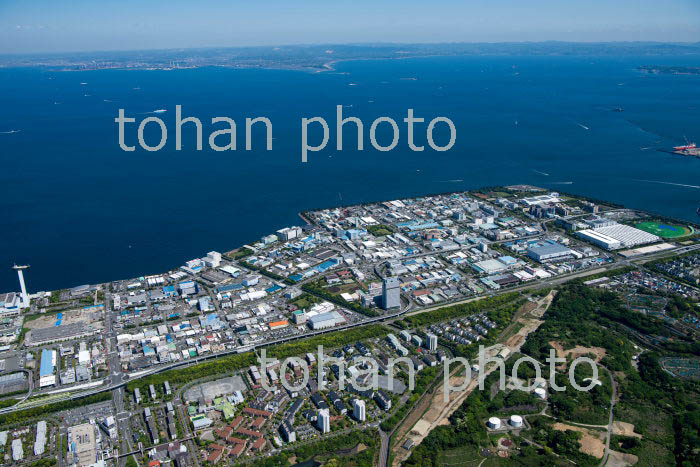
[0,185,698,466]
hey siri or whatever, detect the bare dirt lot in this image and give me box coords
[612,421,642,439]
[605,449,639,467]
[553,422,606,459]
[549,341,607,370]
[25,307,103,331]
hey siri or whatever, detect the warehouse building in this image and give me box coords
[25,322,96,346]
[576,229,622,250]
[527,242,574,262]
[471,259,509,275]
[39,349,56,388]
[0,372,28,394]
[308,311,346,330]
[577,223,660,250]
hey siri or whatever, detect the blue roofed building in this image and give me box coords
[39,349,56,388]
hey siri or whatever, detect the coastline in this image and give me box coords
[9,184,700,294]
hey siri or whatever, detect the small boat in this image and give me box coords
[697,207,700,216]
[612,107,624,112]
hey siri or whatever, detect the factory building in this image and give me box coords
[576,229,622,250]
[39,349,57,388]
[577,223,660,250]
[292,310,307,324]
[25,322,96,347]
[277,226,303,242]
[203,251,222,268]
[0,293,22,317]
[526,242,574,262]
[308,311,346,330]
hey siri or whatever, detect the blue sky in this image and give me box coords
[1,0,699,54]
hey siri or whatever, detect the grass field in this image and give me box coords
[438,445,492,467]
[635,221,692,239]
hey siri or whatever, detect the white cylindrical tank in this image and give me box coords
[487,417,501,429]
[534,387,547,399]
[510,415,523,427]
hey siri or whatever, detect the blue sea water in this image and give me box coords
[1,55,700,292]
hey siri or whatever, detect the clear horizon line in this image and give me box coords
[2,39,700,58]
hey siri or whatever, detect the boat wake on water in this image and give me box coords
[438,179,464,183]
[549,181,573,185]
[632,179,700,189]
[138,109,168,114]
[576,122,590,130]
[532,170,550,176]
[0,130,21,134]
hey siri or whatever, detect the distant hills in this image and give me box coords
[2,41,700,71]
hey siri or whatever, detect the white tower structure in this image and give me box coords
[352,399,366,422]
[317,409,330,433]
[12,265,30,309]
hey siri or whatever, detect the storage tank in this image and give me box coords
[534,387,547,399]
[509,415,523,427]
[486,417,501,429]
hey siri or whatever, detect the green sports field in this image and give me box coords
[635,221,693,238]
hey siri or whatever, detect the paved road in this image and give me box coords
[599,366,618,467]
[378,428,389,467]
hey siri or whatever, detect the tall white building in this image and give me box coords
[12,439,22,461]
[426,333,438,351]
[352,399,366,422]
[34,420,47,456]
[203,251,222,267]
[381,277,400,310]
[317,409,330,433]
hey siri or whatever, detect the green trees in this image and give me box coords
[250,429,378,467]
[128,325,388,396]
[400,292,521,328]
[0,392,111,426]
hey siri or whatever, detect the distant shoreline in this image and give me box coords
[2,41,700,72]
